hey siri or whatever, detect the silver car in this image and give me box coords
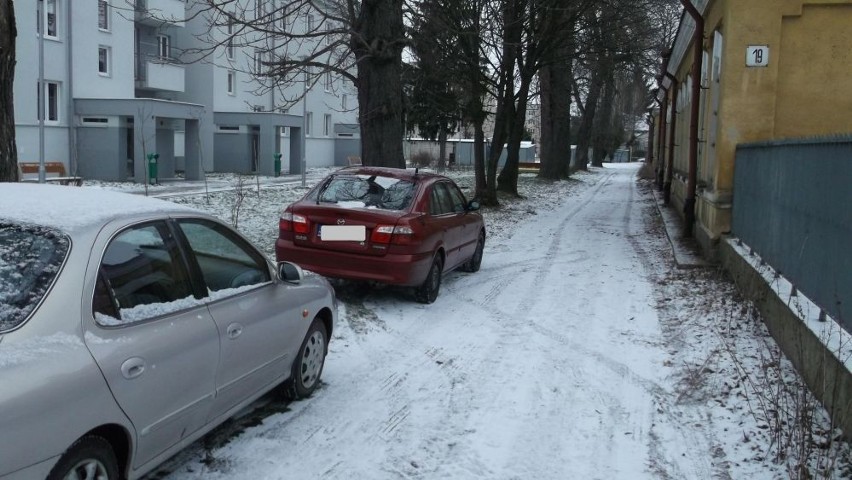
[0,184,336,480]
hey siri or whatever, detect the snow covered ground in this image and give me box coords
[89,163,851,479]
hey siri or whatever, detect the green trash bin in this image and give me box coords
[273,153,283,177]
[147,153,159,185]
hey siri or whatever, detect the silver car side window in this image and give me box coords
[176,219,271,294]
[94,222,195,326]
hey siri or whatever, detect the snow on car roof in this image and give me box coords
[0,183,197,233]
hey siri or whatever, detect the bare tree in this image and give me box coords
[185,0,406,167]
[0,0,17,182]
[407,0,490,200]
[538,4,579,180]
[572,0,667,170]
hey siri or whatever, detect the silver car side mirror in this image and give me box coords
[278,261,305,284]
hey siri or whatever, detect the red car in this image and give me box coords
[275,166,485,303]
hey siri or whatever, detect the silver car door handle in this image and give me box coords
[227,323,243,339]
[121,358,146,379]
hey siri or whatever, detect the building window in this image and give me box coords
[157,35,171,59]
[38,81,61,123]
[279,9,288,30]
[305,111,313,136]
[326,23,332,45]
[324,114,331,136]
[254,49,264,76]
[227,71,236,95]
[324,72,332,92]
[226,18,235,60]
[39,0,58,38]
[255,0,264,19]
[98,0,109,31]
[342,94,347,110]
[98,46,110,76]
[307,14,314,32]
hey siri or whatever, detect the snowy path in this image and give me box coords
[150,165,739,479]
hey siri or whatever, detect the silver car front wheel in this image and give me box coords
[284,318,328,400]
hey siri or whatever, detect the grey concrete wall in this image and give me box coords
[214,131,252,173]
[720,238,852,435]
[155,127,176,179]
[334,138,361,166]
[76,126,123,181]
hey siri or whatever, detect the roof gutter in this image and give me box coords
[679,0,704,237]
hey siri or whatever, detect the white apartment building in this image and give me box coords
[13,0,359,182]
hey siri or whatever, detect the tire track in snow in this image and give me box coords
[440,167,719,478]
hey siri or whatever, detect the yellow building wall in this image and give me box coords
[775,4,852,137]
[673,0,852,251]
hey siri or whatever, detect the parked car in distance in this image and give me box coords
[0,184,336,480]
[275,166,486,303]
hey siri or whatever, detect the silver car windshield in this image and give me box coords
[0,223,70,332]
[313,175,415,210]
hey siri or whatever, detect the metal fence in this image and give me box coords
[733,137,852,330]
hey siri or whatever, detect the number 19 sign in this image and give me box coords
[746,46,769,67]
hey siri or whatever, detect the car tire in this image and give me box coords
[283,318,328,400]
[415,254,443,304]
[47,436,119,480]
[461,232,485,273]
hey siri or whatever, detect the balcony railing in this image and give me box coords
[135,48,185,92]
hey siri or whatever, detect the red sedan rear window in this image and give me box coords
[312,174,415,210]
[0,223,70,332]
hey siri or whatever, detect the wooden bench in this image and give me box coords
[18,162,84,186]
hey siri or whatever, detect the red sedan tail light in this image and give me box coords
[280,211,309,234]
[371,225,413,245]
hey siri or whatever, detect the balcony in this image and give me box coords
[135,0,186,28]
[135,55,185,93]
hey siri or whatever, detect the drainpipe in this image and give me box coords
[38,0,45,183]
[655,49,672,191]
[66,0,76,176]
[664,73,678,205]
[680,0,704,237]
[654,89,668,191]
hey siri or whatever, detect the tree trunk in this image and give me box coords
[574,54,607,171]
[473,119,486,199]
[498,77,532,196]
[351,0,406,168]
[538,8,574,180]
[437,126,447,173]
[591,76,615,167]
[484,0,522,205]
[0,0,17,182]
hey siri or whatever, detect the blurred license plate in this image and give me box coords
[319,225,365,241]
